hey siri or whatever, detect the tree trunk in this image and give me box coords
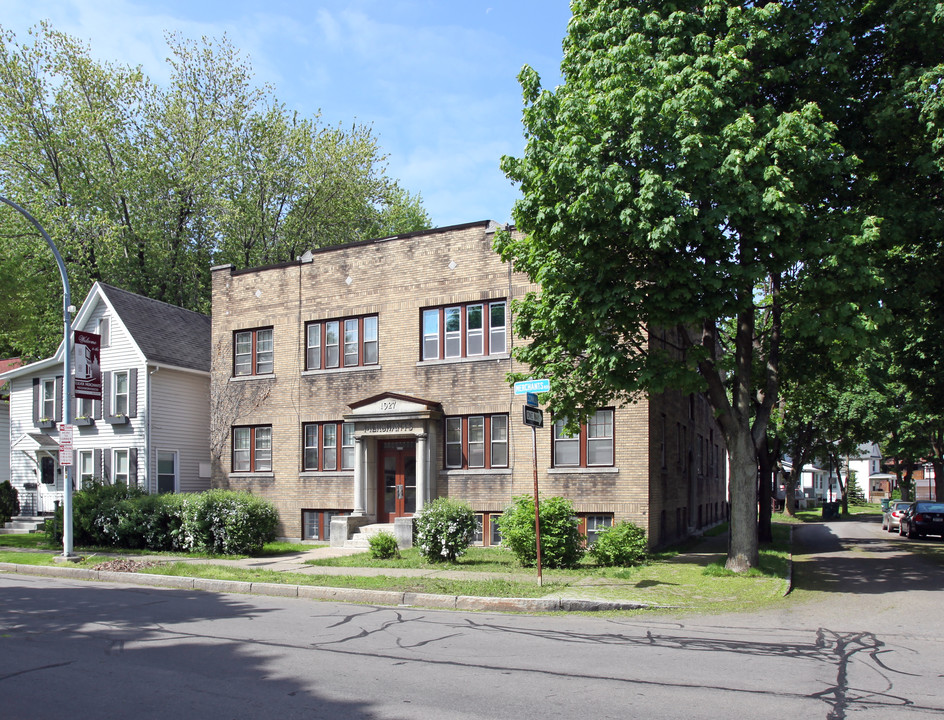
[757,441,773,543]
[725,430,760,572]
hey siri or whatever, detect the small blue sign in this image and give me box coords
[526,392,539,407]
[514,378,550,395]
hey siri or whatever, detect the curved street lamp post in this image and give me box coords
[0,195,79,560]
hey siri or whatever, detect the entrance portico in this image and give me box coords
[332,393,442,547]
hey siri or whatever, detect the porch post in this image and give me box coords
[352,435,366,516]
[416,432,428,514]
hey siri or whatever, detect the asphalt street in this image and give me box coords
[1,517,941,720]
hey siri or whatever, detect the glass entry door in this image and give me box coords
[378,440,416,522]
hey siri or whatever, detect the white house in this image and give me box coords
[846,442,887,502]
[0,283,211,515]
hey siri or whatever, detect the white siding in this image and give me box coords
[1,400,10,483]
[148,367,211,493]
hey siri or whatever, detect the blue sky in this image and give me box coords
[0,0,573,228]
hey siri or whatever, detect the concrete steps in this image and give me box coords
[0,516,46,534]
[343,523,396,550]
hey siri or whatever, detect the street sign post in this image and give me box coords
[58,423,74,467]
[522,405,544,428]
[514,378,550,395]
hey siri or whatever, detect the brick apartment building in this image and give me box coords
[210,220,727,547]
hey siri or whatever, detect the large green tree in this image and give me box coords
[496,0,938,571]
[0,24,430,360]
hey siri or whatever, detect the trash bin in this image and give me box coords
[822,501,840,520]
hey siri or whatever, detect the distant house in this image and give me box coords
[0,283,211,514]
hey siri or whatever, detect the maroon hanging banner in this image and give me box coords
[74,331,102,401]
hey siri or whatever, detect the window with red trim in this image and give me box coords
[444,414,508,469]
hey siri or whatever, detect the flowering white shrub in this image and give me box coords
[414,497,476,563]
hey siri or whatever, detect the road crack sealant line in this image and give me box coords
[0,562,661,613]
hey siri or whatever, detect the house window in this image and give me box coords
[157,450,177,493]
[234,328,273,376]
[303,510,348,541]
[421,300,507,360]
[443,415,509,469]
[78,450,95,486]
[113,371,129,416]
[582,514,613,544]
[41,378,56,420]
[306,315,378,370]
[113,449,129,484]
[553,409,615,467]
[473,513,503,546]
[98,317,110,348]
[76,396,94,419]
[303,422,354,471]
[232,426,272,472]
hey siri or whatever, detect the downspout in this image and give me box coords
[148,366,159,493]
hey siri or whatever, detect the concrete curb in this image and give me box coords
[0,562,653,613]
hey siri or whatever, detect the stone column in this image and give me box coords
[353,436,365,516]
[415,432,428,514]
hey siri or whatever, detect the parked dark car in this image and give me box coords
[899,502,944,539]
[882,500,912,533]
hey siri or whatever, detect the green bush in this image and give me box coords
[587,521,648,567]
[497,495,585,569]
[368,530,400,559]
[180,489,279,554]
[0,480,19,524]
[414,497,476,562]
[43,485,277,555]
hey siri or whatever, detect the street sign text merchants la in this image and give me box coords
[523,405,544,428]
[514,378,550,395]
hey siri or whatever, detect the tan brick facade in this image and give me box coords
[210,220,726,546]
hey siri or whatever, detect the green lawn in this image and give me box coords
[0,524,795,614]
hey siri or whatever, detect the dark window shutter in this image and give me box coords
[128,368,138,417]
[55,376,63,422]
[32,378,40,423]
[102,372,111,417]
[129,448,138,486]
[103,448,112,482]
[94,449,103,480]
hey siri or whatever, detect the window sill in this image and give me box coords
[228,472,275,479]
[229,373,276,383]
[299,471,354,478]
[440,468,513,476]
[302,365,381,377]
[417,353,510,367]
[548,466,619,475]
[105,415,129,425]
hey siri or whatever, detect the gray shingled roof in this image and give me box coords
[98,284,211,373]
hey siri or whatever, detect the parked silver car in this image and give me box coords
[882,500,912,533]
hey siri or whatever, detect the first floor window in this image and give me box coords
[157,450,177,494]
[113,449,129,484]
[444,414,508,469]
[233,426,272,472]
[78,450,94,486]
[303,422,354,471]
[553,409,615,467]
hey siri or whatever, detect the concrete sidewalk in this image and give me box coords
[1,543,667,613]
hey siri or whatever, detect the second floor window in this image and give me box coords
[41,378,56,420]
[553,409,614,467]
[233,425,272,472]
[306,316,378,370]
[445,414,508,469]
[422,300,506,361]
[113,371,129,416]
[303,422,355,471]
[234,328,274,376]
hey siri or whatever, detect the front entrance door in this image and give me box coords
[378,440,416,522]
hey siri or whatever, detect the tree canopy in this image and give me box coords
[497,0,942,570]
[0,23,431,359]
